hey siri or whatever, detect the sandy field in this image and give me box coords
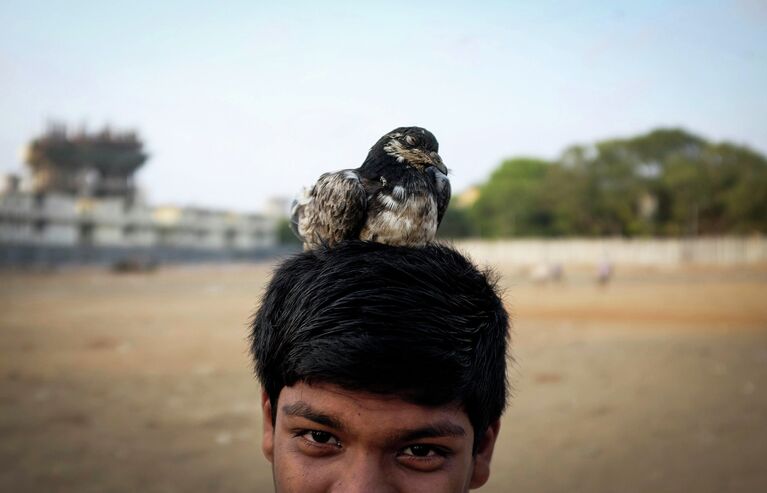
[1,259,766,493]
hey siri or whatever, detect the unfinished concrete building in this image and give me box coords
[0,124,278,265]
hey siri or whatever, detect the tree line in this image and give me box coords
[439,128,767,238]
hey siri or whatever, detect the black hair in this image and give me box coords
[250,241,509,451]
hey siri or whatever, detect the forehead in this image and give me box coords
[277,382,471,438]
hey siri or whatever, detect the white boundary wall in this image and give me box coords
[454,237,767,267]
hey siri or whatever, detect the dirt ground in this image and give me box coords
[1,260,766,493]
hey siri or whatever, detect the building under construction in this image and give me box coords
[0,124,278,265]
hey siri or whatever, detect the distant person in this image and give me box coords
[250,241,510,492]
[530,262,550,283]
[530,261,564,283]
[550,262,564,282]
[597,257,613,286]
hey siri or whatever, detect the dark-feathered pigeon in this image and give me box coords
[291,126,451,249]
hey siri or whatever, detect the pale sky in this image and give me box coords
[1,0,765,212]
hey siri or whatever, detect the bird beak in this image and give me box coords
[429,152,448,175]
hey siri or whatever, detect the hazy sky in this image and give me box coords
[2,0,765,212]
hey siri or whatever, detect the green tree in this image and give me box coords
[467,128,767,238]
[470,158,553,237]
[437,205,476,239]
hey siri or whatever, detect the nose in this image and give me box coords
[331,452,395,493]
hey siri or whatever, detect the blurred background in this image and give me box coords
[1,1,766,492]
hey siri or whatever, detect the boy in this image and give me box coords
[250,241,509,492]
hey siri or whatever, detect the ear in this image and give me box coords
[469,420,501,489]
[261,389,275,463]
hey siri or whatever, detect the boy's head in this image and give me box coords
[250,241,509,492]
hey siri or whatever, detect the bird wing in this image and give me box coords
[427,167,452,226]
[290,170,367,249]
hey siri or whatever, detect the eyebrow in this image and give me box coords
[280,401,466,442]
[392,421,466,443]
[281,401,346,431]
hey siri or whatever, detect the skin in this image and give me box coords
[261,382,500,493]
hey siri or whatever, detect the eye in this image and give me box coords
[293,429,343,457]
[300,430,341,447]
[405,135,418,146]
[397,444,451,472]
[401,444,438,457]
